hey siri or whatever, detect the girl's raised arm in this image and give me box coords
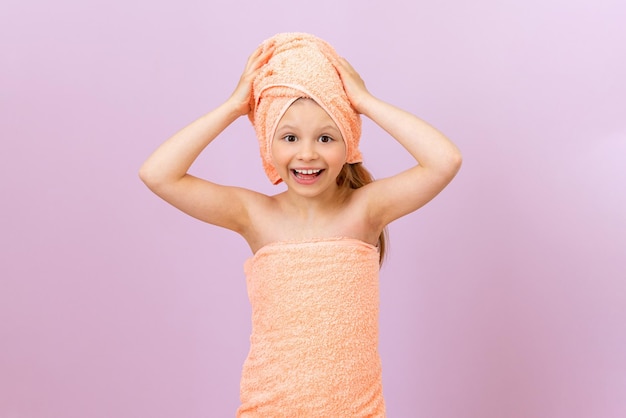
[336,57,462,228]
[139,46,273,232]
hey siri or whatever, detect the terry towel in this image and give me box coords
[249,32,363,184]
[237,237,386,417]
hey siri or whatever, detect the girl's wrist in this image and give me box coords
[219,98,248,121]
[353,93,379,117]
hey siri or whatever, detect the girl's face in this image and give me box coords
[271,98,346,198]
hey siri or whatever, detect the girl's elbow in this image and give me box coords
[451,150,463,172]
[443,148,463,177]
[138,163,163,190]
[138,163,152,185]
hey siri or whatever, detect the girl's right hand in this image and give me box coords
[228,45,274,117]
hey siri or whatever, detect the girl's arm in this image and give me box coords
[139,47,272,232]
[336,57,463,228]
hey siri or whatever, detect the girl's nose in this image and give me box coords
[296,140,319,161]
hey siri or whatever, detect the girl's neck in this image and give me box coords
[278,186,350,219]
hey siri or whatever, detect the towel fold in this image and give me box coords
[237,237,385,417]
[249,33,362,184]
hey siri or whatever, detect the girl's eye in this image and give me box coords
[319,135,333,143]
[283,135,297,142]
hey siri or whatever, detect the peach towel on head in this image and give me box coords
[249,32,362,184]
[237,237,386,417]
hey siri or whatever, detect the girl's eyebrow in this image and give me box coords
[277,124,340,133]
[276,124,297,132]
[319,125,341,133]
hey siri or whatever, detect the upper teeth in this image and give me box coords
[295,169,321,175]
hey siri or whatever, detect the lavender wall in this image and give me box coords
[2,0,625,417]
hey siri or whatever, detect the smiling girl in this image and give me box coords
[140,33,461,417]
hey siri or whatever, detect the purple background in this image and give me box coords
[2,0,625,417]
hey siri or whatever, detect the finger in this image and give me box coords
[338,57,358,75]
[337,56,349,67]
[257,45,275,62]
[246,46,274,72]
[245,44,268,66]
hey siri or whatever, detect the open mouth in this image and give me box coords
[292,169,323,179]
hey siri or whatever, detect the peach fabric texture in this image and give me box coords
[248,32,362,184]
[237,238,385,417]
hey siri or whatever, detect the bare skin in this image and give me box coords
[139,47,462,253]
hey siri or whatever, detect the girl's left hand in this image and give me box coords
[335,57,375,114]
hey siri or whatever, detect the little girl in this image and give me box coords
[140,33,461,417]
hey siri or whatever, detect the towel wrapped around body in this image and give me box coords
[237,237,386,417]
